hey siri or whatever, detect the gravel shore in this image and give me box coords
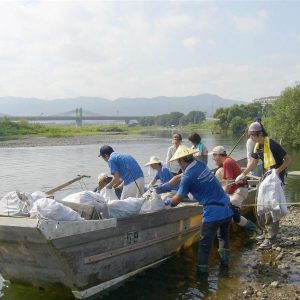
[232,206,300,300]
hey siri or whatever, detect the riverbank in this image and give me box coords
[232,206,300,300]
[0,133,158,148]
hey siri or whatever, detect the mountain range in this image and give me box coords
[0,94,247,117]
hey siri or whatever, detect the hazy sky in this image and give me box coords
[0,0,299,102]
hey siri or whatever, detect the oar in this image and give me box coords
[46,175,91,195]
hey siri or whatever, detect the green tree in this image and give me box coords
[230,116,247,135]
[180,111,206,125]
[267,86,300,148]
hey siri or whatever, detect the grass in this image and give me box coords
[0,117,216,139]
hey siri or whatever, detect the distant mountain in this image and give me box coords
[0,94,247,117]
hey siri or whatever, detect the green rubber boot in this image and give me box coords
[244,220,261,235]
[218,249,230,267]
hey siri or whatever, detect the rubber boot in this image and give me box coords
[244,220,261,235]
[197,264,208,276]
[218,249,230,267]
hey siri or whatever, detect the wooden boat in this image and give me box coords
[0,157,258,299]
[0,203,203,299]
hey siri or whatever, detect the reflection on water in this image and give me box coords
[0,132,299,299]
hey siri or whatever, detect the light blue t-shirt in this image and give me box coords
[108,152,144,185]
[176,160,233,223]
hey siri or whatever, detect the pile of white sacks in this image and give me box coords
[0,188,165,221]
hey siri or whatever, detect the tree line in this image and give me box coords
[213,84,300,148]
[138,110,206,127]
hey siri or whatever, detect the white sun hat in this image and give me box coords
[145,156,162,166]
[169,145,197,162]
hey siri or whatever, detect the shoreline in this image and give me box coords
[233,206,300,300]
[0,133,160,148]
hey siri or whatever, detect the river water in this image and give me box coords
[0,130,299,300]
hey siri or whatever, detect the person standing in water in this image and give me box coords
[188,132,208,165]
[166,133,183,176]
[236,121,292,250]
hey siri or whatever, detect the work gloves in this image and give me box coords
[235,173,246,183]
[164,197,175,207]
[154,182,172,194]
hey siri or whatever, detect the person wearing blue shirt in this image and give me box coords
[98,145,144,199]
[155,145,233,275]
[145,156,174,187]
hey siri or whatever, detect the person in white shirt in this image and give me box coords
[246,136,263,177]
[166,133,183,176]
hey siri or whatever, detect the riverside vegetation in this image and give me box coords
[0,84,299,150]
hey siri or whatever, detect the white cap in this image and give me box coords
[209,146,227,155]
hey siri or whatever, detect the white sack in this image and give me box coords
[0,191,33,216]
[257,169,288,222]
[140,189,165,214]
[108,197,145,218]
[30,198,83,221]
[30,191,49,201]
[100,187,119,203]
[62,191,108,217]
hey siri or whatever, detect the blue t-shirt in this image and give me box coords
[154,166,178,190]
[154,167,173,183]
[108,152,144,185]
[176,160,233,223]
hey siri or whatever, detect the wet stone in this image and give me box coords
[270,281,280,288]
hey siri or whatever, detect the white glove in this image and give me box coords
[235,173,246,183]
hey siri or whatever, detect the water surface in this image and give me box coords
[0,131,299,299]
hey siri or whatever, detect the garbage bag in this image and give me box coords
[30,198,83,221]
[0,191,33,216]
[108,197,145,218]
[140,189,165,214]
[257,169,288,221]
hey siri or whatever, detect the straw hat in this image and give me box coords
[145,156,162,166]
[169,145,197,162]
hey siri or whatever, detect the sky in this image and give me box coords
[0,0,299,102]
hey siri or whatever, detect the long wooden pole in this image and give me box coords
[228,129,247,156]
[46,175,90,195]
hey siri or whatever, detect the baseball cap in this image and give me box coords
[98,145,114,157]
[210,146,227,155]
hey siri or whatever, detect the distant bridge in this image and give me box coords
[2,108,143,126]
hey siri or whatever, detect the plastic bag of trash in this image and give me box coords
[140,189,165,214]
[30,191,49,201]
[62,191,108,218]
[257,169,288,221]
[100,187,119,203]
[30,198,83,221]
[0,191,34,216]
[108,197,145,218]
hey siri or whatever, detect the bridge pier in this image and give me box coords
[75,107,83,126]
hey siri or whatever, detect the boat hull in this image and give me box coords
[0,204,202,298]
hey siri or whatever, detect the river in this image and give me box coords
[0,130,299,299]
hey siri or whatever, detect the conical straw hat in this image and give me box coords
[145,156,162,166]
[169,145,197,162]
